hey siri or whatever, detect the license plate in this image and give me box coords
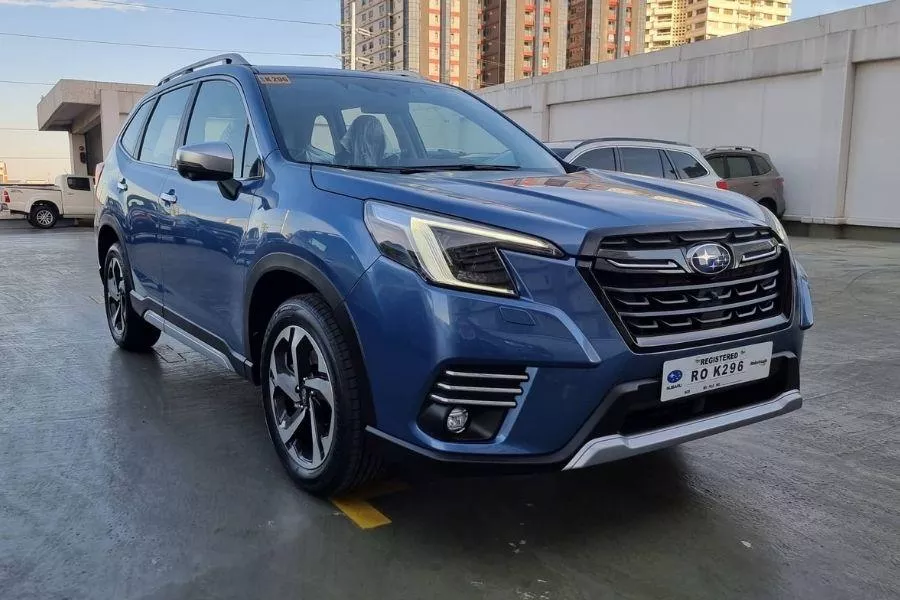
[660,342,773,402]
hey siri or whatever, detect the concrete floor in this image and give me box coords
[0,224,898,600]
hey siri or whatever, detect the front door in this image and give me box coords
[62,176,94,215]
[159,79,261,353]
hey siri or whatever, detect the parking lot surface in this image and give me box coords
[1,224,898,600]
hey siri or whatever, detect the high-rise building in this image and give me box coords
[478,0,568,87]
[566,0,645,68]
[341,0,478,89]
[645,0,791,52]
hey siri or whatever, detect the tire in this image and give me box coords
[261,294,380,496]
[30,204,58,229]
[103,243,161,351]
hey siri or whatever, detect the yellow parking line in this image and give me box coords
[330,496,392,529]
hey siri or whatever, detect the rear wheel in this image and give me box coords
[30,204,58,229]
[261,294,380,496]
[103,243,161,351]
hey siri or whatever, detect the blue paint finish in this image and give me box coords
[96,63,811,468]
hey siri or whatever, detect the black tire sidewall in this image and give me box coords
[103,244,132,344]
[261,298,360,494]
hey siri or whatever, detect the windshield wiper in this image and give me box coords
[323,164,522,174]
[411,164,522,172]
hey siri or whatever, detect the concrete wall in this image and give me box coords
[476,0,900,229]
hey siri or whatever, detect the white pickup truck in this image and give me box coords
[0,175,95,229]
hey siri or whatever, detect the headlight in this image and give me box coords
[364,202,563,296]
[762,205,789,248]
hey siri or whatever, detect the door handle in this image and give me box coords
[752,181,761,186]
[159,191,178,205]
[117,178,128,192]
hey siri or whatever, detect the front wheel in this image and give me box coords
[103,243,161,351]
[261,294,380,496]
[30,204,58,229]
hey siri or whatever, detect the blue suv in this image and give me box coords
[95,55,814,495]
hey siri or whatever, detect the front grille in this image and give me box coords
[583,227,792,350]
[428,366,529,408]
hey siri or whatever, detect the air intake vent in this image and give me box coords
[428,366,529,408]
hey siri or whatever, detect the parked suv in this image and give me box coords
[95,55,813,496]
[703,147,785,217]
[546,138,727,191]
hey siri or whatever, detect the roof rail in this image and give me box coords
[705,146,758,152]
[575,137,690,149]
[158,53,251,86]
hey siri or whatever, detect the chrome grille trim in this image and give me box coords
[427,366,530,408]
[429,394,518,408]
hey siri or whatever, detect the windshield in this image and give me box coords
[259,73,565,173]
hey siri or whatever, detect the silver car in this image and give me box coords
[703,147,785,217]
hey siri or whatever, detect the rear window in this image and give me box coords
[752,155,773,175]
[120,101,153,158]
[667,150,709,179]
[726,155,754,178]
[66,177,91,191]
[619,147,666,179]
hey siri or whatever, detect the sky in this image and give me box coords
[0,0,883,181]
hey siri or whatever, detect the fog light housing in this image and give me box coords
[446,407,469,433]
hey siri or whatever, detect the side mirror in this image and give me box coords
[176,142,234,182]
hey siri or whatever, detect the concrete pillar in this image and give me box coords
[69,133,88,176]
[99,89,123,163]
[532,82,550,141]
[812,30,856,224]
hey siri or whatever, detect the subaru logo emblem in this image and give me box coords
[667,370,683,384]
[686,243,732,275]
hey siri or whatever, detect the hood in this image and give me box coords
[311,167,768,255]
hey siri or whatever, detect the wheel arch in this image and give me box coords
[244,253,376,426]
[30,199,60,216]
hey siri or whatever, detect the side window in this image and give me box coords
[186,81,250,179]
[310,115,336,157]
[120,101,153,158]
[706,155,726,178]
[752,155,773,175]
[242,127,262,178]
[618,147,666,178]
[139,86,192,167]
[726,155,754,178]
[341,108,401,155]
[573,147,616,171]
[661,152,678,179]
[66,177,91,191]
[667,150,709,179]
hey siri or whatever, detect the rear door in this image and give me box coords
[117,85,193,303]
[750,154,779,202]
[617,146,669,179]
[722,154,760,199]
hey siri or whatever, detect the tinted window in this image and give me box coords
[667,150,709,179]
[260,75,564,171]
[120,101,153,158]
[661,152,678,179]
[574,148,616,170]
[618,147,665,178]
[139,86,191,166]
[707,155,726,177]
[66,177,91,191]
[242,129,262,179]
[186,81,250,178]
[752,155,773,175]
[726,155,754,178]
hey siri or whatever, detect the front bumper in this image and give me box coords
[346,251,811,469]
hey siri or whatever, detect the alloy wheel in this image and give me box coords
[35,209,54,227]
[106,256,127,336]
[269,325,336,470]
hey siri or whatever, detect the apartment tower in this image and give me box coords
[566,0,645,68]
[645,0,791,52]
[341,0,478,89]
[478,0,568,87]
